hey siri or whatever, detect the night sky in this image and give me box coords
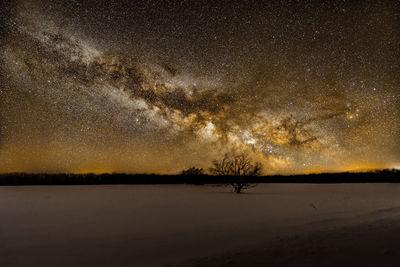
[0,0,399,174]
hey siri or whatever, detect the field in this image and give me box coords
[1,183,400,266]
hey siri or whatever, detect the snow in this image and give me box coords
[1,184,400,266]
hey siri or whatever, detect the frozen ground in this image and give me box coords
[1,184,400,266]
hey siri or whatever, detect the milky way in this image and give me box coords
[0,0,399,174]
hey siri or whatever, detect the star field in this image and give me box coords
[0,0,399,174]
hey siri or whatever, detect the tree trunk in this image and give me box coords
[235,185,242,194]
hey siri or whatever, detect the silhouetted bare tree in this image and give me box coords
[210,152,262,193]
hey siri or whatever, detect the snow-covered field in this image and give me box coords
[1,184,400,266]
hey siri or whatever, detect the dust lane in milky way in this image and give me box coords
[0,0,399,174]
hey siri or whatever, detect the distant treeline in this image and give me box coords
[0,169,399,185]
